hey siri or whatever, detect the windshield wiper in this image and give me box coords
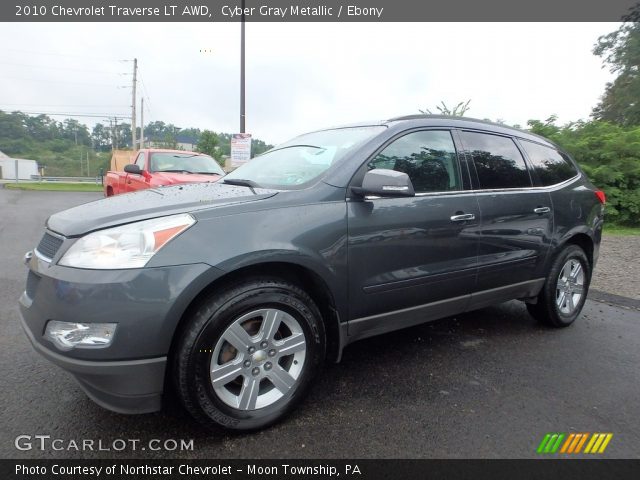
[222,178,260,192]
[157,169,192,173]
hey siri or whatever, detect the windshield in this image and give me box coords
[224,126,385,189]
[150,153,225,175]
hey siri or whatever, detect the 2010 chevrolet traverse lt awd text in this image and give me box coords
[19,116,604,431]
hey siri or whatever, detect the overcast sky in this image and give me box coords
[0,22,619,144]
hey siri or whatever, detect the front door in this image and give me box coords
[347,129,480,338]
[126,152,148,192]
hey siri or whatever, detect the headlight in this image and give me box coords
[45,321,117,351]
[58,213,195,269]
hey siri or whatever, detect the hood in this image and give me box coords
[47,182,278,237]
[151,171,222,184]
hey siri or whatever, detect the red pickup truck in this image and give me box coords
[105,149,225,196]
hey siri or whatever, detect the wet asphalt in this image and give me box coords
[0,187,638,459]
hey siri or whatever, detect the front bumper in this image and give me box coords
[18,248,220,414]
[19,312,165,414]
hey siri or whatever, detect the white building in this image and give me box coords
[0,151,39,180]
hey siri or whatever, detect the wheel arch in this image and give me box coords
[167,260,345,383]
[558,231,595,269]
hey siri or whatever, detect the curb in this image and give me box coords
[588,289,640,311]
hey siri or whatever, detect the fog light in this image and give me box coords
[44,321,117,351]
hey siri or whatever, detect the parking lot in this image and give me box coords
[1,187,639,459]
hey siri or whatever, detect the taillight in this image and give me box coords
[595,190,606,204]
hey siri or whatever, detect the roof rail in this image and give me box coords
[385,114,558,148]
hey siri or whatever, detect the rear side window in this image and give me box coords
[461,131,531,189]
[519,140,578,186]
[368,130,461,193]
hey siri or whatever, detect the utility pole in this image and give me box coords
[131,58,137,151]
[114,117,119,149]
[108,118,115,151]
[140,97,144,150]
[240,0,246,133]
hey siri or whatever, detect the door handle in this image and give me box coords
[533,207,551,214]
[450,213,475,222]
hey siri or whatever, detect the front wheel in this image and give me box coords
[173,278,325,431]
[527,245,591,328]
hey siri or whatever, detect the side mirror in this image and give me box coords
[124,164,142,175]
[352,169,415,198]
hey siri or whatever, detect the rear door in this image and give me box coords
[459,130,552,305]
[347,129,480,336]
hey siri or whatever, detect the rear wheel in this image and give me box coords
[173,278,325,431]
[527,245,591,327]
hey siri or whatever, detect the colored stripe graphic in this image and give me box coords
[560,433,575,453]
[537,434,552,453]
[550,434,565,453]
[538,433,613,454]
[537,433,565,453]
[598,434,613,453]
[584,433,598,453]
[573,433,589,453]
[584,433,613,454]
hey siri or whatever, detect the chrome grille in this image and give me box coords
[36,232,64,260]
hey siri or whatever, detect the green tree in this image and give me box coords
[251,138,272,156]
[180,127,202,140]
[528,117,640,225]
[114,122,132,148]
[420,100,471,116]
[91,123,111,151]
[145,121,169,138]
[197,130,223,165]
[0,109,274,177]
[592,6,640,125]
[526,115,561,139]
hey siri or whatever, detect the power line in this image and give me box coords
[0,61,127,75]
[0,76,121,87]
[16,111,131,119]
[0,103,129,108]
[139,78,152,107]
[2,48,124,62]
[136,67,154,117]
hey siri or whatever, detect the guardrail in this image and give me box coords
[29,175,102,184]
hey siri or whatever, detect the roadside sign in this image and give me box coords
[230,133,252,167]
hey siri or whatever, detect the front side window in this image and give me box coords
[519,140,578,186]
[150,153,225,176]
[461,131,531,189]
[135,153,145,170]
[368,130,461,193]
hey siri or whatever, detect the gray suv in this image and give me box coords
[19,116,604,431]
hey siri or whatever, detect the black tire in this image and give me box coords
[527,245,591,328]
[173,277,325,432]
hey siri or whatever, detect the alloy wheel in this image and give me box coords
[556,259,585,315]
[209,308,307,410]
